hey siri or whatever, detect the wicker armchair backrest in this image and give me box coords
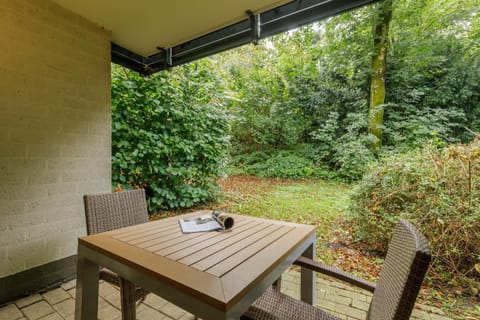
[368,220,431,320]
[83,189,149,235]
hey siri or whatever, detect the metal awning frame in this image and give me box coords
[112,0,379,75]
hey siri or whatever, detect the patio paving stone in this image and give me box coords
[42,288,70,305]
[351,299,370,311]
[38,313,63,320]
[21,301,54,320]
[0,304,23,320]
[66,288,75,298]
[102,291,121,310]
[97,297,121,320]
[60,280,76,291]
[99,281,119,297]
[159,302,188,319]
[325,292,352,306]
[335,303,367,320]
[51,298,75,319]
[136,305,169,320]
[0,267,452,320]
[142,293,171,313]
[316,299,337,313]
[336,289,371,302]
[15,294,43,309]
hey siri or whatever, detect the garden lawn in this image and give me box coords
[219,176,351,265]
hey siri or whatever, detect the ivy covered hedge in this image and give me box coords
[111,63,229,211]
[350,141,480,287]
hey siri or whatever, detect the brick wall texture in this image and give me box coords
[0,0,111,277]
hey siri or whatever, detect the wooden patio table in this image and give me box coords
[74,210,317,320]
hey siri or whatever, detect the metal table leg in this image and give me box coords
[300,239,316,305]
[74,250,100,320]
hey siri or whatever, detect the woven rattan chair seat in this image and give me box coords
[243,286,341,320]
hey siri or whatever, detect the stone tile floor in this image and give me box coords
[0,268,451,320]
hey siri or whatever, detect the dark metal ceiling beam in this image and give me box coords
[111,0,379,75]
[111,43,149,74]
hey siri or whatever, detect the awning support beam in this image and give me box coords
[112,0,379,75]
[247,10,261,45]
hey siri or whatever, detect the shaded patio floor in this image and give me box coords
[0,268,451,320]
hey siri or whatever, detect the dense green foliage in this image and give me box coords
[217,0,480,180]
[233,149,316,179]
[110,1,479,184]
[350,141,480,285]
[111,63,229,211]
[112,0,479,184]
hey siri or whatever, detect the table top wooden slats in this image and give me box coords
[79,210,316,311]
[152,218,255,256]
[174,222,279,264]
[190,224,291,272]
[203,225,293,277]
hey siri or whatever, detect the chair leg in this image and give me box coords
[119,277,136,320]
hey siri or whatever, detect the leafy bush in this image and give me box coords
[111,63,230,211]
[332,138,376,182]
[350,140,480,284]
[232,149,315,179]
[383,103,466,150]
[249,114,302,150]
[311,112,377,182]
[231,150,272,167]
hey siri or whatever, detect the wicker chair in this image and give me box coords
[83,189,149,320]
[243,219,431,320]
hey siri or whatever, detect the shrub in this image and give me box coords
[232,150,272,167]
[332,137,377,182]
[350,140,480,284]
[111,63,230,211]
[383,103,466,149]
[311,111,377,182]
[233,149,316,179]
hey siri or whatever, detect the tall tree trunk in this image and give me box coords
[368,0,393,149]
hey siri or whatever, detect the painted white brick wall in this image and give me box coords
[0,0,111,277]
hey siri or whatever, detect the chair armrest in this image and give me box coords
[294,256,376,292]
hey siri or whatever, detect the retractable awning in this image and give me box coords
[52,0,378,74]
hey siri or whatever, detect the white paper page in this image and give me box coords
[179,216,221,233]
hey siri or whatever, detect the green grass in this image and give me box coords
[225,179,352,264]
[228,180,350,222]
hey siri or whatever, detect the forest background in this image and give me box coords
[111,0,480,316]
[112,0,480,207]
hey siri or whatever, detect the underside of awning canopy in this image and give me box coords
[52,0,378,74]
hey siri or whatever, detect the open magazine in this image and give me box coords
[179,211,234,233]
